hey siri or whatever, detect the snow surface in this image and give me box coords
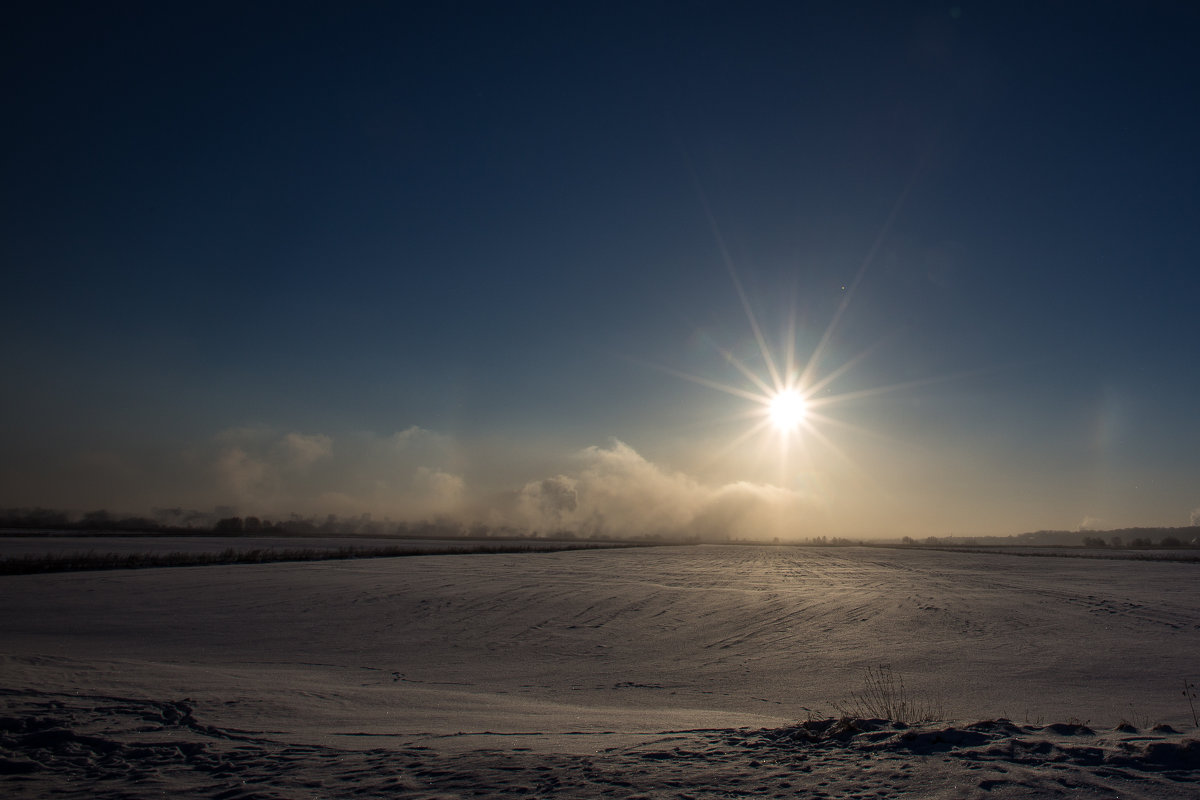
[2,544,1198,797]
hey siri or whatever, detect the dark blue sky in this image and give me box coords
[3,2,1199,537]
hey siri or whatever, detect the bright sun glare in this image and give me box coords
[658,173,943,466]
[768,390,807,431]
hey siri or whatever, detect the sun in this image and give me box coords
[768,389,807,432]
[651,171,945,467]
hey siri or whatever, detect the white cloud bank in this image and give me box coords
[507,440,817,540]
[205,431,815,539]
[30,428,816,540]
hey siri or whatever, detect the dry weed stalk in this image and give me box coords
[835,664,941,724]
[1184,679,1198,727]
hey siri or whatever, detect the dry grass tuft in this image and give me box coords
[833,664,942,724]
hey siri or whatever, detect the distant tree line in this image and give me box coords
[0,542,640,576]
[898,527,1200,548]
[0,508,174,533]
[0,507,522,537]
[1079,533,1194,548]
[0,507,673,543]
[801,536,864,546]
[733,535,864,546]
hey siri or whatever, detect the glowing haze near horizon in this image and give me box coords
[3,3,1200,539]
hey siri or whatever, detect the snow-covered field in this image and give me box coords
[2,544,1198,798]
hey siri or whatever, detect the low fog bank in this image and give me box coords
[7,427,1200,545]
[1,435,823,543]
[9,422,1200,542]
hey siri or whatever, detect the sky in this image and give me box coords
[3,1,1199,539]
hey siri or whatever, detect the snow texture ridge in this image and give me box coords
[2,690,1199,799]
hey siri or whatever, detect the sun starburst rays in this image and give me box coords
[646,288,922,481]
[656,304,832,456]
[650,158,945,489]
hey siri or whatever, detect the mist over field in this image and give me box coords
[4,431,822,541]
